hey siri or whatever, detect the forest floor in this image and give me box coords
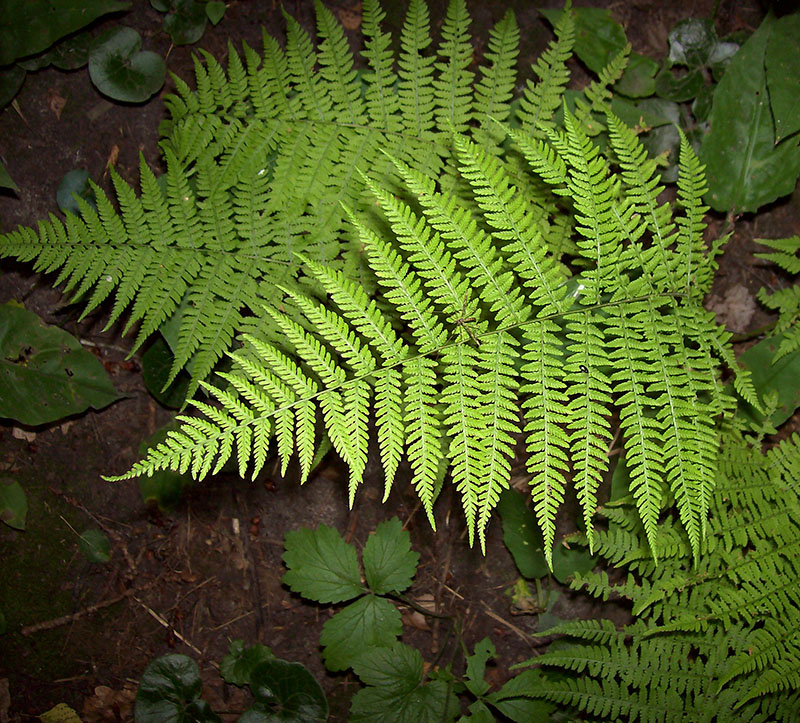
[0,0,797,720]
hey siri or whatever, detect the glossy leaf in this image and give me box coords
[88,27,166,103]
[0,303,119,425]
[220,640,274,687]
[57,169,96,217]
[135,654,221,722]
[701,14,800,213]
[362,518,419,595]
[0,478,27,530]
[0,0,130,65]
[78,529,111,564]
[282,524,362,604]
[247,659,328,721]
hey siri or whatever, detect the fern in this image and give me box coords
[530,428,800,719]
[109,67,744,567]
[0,0,527,399]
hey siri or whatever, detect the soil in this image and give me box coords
[0,0,797,721]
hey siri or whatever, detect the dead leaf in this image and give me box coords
[105,144,120,172]
[82,684,136,722]
[336,2,362,30]
[402,610,430,630]
[48,89,67,119]
[12,427,36,442]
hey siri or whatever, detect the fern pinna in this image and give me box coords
[0,0,534,398]
[515,427,800,720]
[111,81,750,567]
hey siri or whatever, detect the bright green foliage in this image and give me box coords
[518,427,800,719]
[0,0,526,399]
[115,88,745,567]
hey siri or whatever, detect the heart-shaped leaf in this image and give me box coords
[88,27,165,103]
[163,0,206,45]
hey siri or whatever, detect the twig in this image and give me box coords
[481,601,534,645]
[21,590,134,636]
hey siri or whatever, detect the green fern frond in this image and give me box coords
[112,107,732,564]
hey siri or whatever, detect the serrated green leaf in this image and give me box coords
[464,638,495,697]
[701,14,800,213]
[540,7,625,74]
[462,700,495,722]
[362,518,419,595]
[0,303,119,425]
[88,26,166,103]
[0,478,27,530]
[350,642,459,722]
[220,639,273,687]
[79,528,111,564]
[320,595,401,672]
[0,0,130,65]
[247,658,328,721]
[135,654,221,722]
[282,524,363,604]
[765,13,800,143]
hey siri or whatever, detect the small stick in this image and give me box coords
[481,602,534,645]
[21,591,132,636]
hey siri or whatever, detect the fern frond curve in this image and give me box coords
[110,109,733,564]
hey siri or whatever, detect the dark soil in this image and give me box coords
[0,0,797,721]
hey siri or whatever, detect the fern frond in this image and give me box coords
[434,0,474,134]
[397,0,436,137]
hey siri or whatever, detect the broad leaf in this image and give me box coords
[88,27,166,103]
[486,669,556,722]
[362,518,419,595]
[0,0,130,65]
[163,0,206,45]
[78,529,111,564]
[247,659,328,721]
[497,488,548,579]
[205,1,225,25]
[464,638,495,697]
[282,524,363,604]
[0,478,27,530]
[350,643,459,722]
[57,169,96,217]
[0,303,119,425]
[141,336,190,408]
[319,595,401,672]
[135,654,220,722]
[0,162,17,192]
[765,13,800,143]
[220,640,274,687]
[0,65,26,109]
[701,14,800,213]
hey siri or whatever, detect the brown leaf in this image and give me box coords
[48,89,67,119]
[336,3,362,30]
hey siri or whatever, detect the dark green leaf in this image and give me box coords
[654,65,705,102]
[692,83,715,122]
[0,65,26,109]
[220,640,274,687]
[0,478,27,530]
[611,96,679,130]
[737,333,800,428]
[0,303,119,425]
[141,336,190,408]
[464,638,495,697]
[163,0,206,45]
[79,529,111,563]
[0,608,6,634]
[350,643,459,722]
[551,536,595,584]
[89,27,166,103]
[247,658,328,721]
[486,669,556,722]
[540,7,626,74]
[205,1,225,25]
[0,161,18,192]
[57,169,96,217]
[614,53,658,99]
[497,488,548,579]
[701,14,800,213]
[667,18,717,68]
[0,0,130,66]
[362,518,419,595]
[765,13,800,143]
[282,524,362,604]
[320,595,401,672]
[135,654,221,722]
[150,0,172,11]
